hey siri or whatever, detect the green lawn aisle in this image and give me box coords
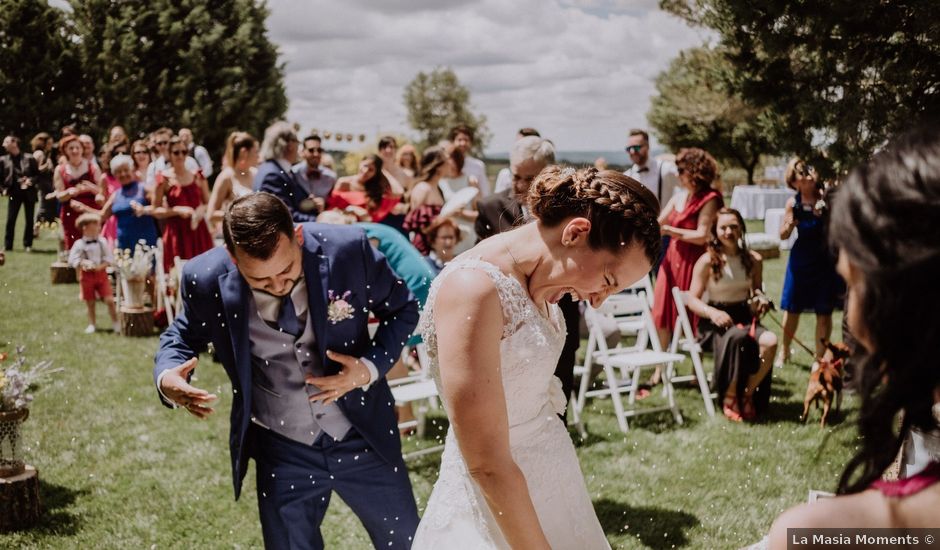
[0,202,857,549]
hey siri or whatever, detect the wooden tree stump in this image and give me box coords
[0,465,41,532]
[120,307,155,337]
[49,262,76,285]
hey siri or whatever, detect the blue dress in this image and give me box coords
[111,181,158,251]
[780,192,844,313]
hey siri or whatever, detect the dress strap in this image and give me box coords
[431,257,530,339]
[871,461,940,497]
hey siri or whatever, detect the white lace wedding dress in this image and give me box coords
[413,258,611,549]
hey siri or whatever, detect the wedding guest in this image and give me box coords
[320,152,337,177]
[2,135,40,252]
[476,135,554,241]
[330,155,405,224]
[291,134,335,213]
[493,127,541,194]
[624,128,679,205]
[107,125,129,149]
[68,213,119,334]
[776,157,844,363]
[52,135,99,250]
[404,145,457,253]
[179,127,213,178]
[684,208,777,421]
[30,132,57,230]
[154,193,421,548]
[768,127,940,547]
[207,131,258,231]
[96,144,122,247]
[254,121,316,222]
[378,136,412,191]
[397,143,420,181]
[423,216,462,275]
[130,139,151,183]
[72,154,158,251]
[145,128,198,186]
[450,125,490,196]
[146,137,213,272]
[79,134,99,169]
[651,147,722,363]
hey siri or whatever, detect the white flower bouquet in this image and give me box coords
[0,347,60,412]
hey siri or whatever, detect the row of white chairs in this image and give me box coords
[391,275,719,457]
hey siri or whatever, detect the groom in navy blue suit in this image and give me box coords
[154,192,420,549]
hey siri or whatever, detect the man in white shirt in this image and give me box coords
[450,125,490,196]
[493,127,541,194]
[179,128,213,178]
[623,128,679,207]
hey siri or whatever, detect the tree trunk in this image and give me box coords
[0,465,41,532]
[120,307,155,337]
[745,157,759,185]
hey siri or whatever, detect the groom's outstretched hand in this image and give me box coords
[305,350,371,405]
[160,358,218,419]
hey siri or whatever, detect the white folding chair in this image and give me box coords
[669,287,717,417]
[389,342,444,459]
[575,291,685,432]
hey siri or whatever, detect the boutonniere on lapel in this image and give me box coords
[327,290,355,324]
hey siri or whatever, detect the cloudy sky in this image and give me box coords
[266,0,710,154]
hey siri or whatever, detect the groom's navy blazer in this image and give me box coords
[254,159,317,222]
[154,223,419,499]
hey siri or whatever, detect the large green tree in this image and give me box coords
[68,0,287,158]
[0,0,84,139]
[662,0,940,175]
[404,67,491,154]
[649,46,781,184]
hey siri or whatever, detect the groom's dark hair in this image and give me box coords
[223,192,295,260]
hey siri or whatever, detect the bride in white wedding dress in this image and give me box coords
[413,166,662,549]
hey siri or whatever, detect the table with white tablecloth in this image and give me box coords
[762,207,798,250]
[730,186,794,219]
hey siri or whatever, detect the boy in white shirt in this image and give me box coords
[68,213,119,334]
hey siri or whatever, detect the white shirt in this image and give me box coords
[462,155,490,197]
[625,157,679,206]
[493,167,512,194]
[189,144,214,178]
[68,236,113,269]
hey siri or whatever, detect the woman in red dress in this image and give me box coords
[328,154,406,223]
[146,136,213,272]
[53,135,99,250]
[651,148,723,362]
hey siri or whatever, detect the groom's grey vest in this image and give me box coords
[247,298,352,445]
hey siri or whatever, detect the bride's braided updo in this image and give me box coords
[527,166,662,262]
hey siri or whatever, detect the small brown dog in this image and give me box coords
[800,339,852,427]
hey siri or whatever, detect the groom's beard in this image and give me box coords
[251,274,303,298]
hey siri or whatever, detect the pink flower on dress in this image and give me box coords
[327,290,355,324]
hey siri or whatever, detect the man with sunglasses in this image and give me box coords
[292,134,336,214]
[624,128,679,207]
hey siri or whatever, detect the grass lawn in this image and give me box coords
[0,202,857,549]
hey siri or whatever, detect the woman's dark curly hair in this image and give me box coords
[707,207,755,281]
[528,166,662,263]
[675,147,719,193]
[830,126,940,494]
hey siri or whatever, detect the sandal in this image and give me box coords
[741,396,757,421]
[722,395,743,422]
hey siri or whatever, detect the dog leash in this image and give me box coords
[763,310,817,357]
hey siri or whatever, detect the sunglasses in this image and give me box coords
[306,147,324,153]
[170,150,187,156]
[625,145,644,153]
[155,140,169,146]
[133,150,149,155]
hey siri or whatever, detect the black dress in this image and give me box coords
[698,299,772,415]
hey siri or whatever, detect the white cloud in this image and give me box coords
[266,0,710,154]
